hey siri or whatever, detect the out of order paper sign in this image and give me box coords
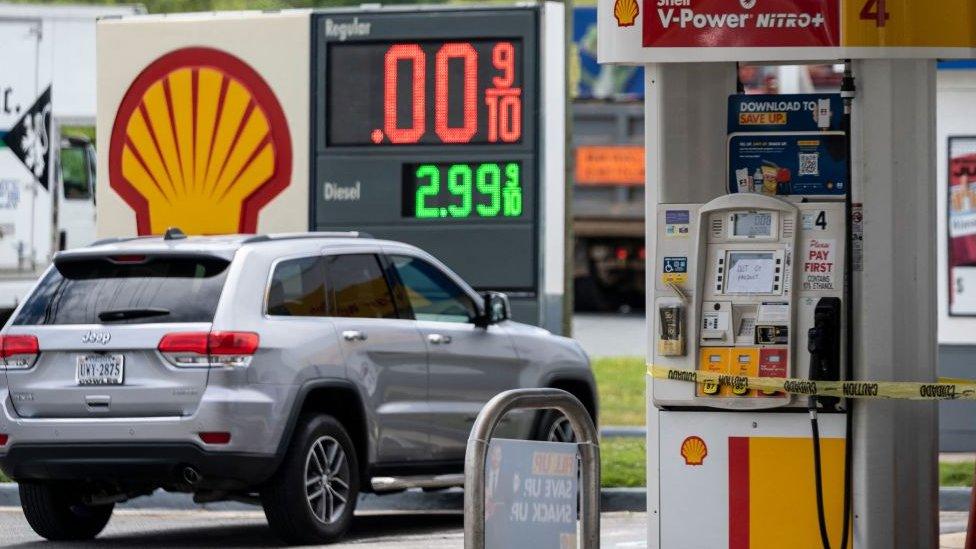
[726,254,776,294]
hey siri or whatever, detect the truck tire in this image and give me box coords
[262,414,359,545]
[19,482,113,541]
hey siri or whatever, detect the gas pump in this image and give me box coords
[598,2,976,546]
[655,194,846,407]
[652,176,849,547]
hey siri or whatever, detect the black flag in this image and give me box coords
[3,86,52,190]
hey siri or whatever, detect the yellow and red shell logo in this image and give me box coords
[109,47,292,235]
[680,436,708,466]
[613,0,639,27]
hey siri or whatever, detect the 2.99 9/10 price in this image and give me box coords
[406,162,523,220]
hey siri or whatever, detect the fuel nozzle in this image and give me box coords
[808,298,842,411]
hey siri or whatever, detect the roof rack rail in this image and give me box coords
[241,231,372,244]
[89,235,150,247]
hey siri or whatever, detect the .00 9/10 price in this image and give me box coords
[406,162,523,220]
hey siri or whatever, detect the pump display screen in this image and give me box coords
[732,212,773,238]
[726,251,777,294]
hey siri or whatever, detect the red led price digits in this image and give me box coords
[382,44,426,144]
[375,41,522,145]
[435,43,477,143]
[486,42,521,143]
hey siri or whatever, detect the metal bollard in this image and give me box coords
[463,388,601,549]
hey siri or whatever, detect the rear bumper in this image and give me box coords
[0,384,293,488]
[0,443,277,489]
[0,383,291,449]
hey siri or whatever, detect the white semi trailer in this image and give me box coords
[0,3,143,322]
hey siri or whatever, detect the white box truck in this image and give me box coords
[0,3,143,321]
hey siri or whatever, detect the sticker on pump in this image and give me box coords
[802,238,837,291]
[757,302,790,323]
[662,256,689,284]
[680,436,708,466]
[665,209,690,237]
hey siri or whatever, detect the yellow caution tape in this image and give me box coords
[647,364,976,401]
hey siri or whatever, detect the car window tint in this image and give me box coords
[325,254,398,319]
[14,256,229,325]
[390,255,475,323]
[267,256,326,317]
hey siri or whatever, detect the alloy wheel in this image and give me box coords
[545,415,577,443]
[304,435,351,525]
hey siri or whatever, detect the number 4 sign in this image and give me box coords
[858,0,889,28]
[843,0,976,49]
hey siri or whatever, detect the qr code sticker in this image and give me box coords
[799,152,819,176]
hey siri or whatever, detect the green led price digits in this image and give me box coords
[447,164,473,218]
[413,162,522,219]
[475,163,501,217]
[503,162,521,217]
[415,165,441,218]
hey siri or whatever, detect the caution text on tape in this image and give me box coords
[648,365,976,401]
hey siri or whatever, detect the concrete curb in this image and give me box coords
[0,484,965,514]
[0,484,647,513]
[941,487,972,512]
[600,426,645,438]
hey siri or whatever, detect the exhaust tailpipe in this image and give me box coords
[182,466,202,486]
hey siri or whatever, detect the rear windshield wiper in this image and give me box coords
[97,308,171,322]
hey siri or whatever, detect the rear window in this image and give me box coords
[266,256,327,317]
[14,255,230,325]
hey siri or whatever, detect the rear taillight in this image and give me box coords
[207,331,259,367]
[158,331,258,368]
[108,255,148,264]
[0,335,39,369]
[198,432,231,445]
[158,333,210,366]
[0,434,8,446]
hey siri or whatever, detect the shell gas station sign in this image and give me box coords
[600,0,976,63]
[96,13,309,238]
[108,47,292,235]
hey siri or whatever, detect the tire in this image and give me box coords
[536,411,577,443]
[262,415,359,545]
[19,482,113,541]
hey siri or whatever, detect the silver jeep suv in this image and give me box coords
[0,231,595,544]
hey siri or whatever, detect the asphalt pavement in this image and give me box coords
[0,507,967,547]
[0,508,647,548]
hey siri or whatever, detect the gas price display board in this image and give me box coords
[314,8,541,293]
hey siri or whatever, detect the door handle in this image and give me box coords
[427,333,452,345]
[342,330,367,342]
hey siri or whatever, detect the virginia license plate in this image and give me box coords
[76,354,124,386]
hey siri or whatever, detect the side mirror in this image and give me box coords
[474,291,511,328]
